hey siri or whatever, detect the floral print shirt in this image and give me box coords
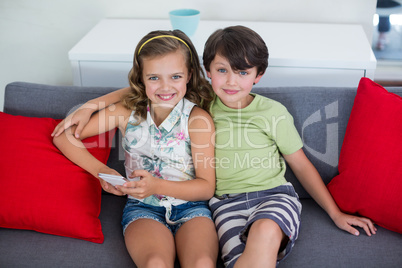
[123,98,196,206]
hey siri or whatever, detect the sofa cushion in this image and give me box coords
[0,112,115,243]
[327,78,402,234]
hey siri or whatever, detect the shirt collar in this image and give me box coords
[146,99,184,132]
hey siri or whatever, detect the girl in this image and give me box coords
[53,30,218,268]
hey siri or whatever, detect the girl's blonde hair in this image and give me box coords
[123,30,213,122]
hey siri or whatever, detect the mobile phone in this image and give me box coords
[98,173,128,186]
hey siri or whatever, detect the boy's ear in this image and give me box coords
[254,72,264,85]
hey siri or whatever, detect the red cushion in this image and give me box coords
[0,112,115,243]
[327,78,402,234]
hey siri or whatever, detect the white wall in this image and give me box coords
[0,0,377,111]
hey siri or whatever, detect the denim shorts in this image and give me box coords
[121,198,212,235]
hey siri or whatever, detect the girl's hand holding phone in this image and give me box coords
[97,167,126,196]
[116,170,159,199]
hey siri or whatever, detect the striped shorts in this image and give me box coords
[209,183,302,267]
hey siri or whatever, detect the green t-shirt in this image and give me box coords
[210,93,303,195]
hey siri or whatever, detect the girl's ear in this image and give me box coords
[187,70,192,83]
[206,71,211,79]
[254,72,264,85]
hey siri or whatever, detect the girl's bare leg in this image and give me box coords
[175,217,219,268]
[124,219,176,268]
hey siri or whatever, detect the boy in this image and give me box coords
[53,26,376,267]
[202,25,375,267]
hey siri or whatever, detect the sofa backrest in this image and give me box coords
[5,82,402,198]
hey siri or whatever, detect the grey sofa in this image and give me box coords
[1,81,401,268]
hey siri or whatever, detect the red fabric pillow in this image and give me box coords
[327,78,402,234]
[0,112,115,243]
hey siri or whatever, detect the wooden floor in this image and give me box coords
[375,80,402,86]
[372,16,402,86]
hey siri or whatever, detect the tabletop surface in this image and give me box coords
[69,19,376,70]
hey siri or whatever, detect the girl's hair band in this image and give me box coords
[137,35,192,60]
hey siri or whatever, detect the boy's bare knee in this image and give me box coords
[249,219,284,244]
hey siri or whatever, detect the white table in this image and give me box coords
[69,19,376,88]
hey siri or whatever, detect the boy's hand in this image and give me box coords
[97,167,126,196]
[51,104,97,138]
[116,170,159,199]
[332,212,377,236]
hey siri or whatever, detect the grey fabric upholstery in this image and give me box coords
[1,82,401,267]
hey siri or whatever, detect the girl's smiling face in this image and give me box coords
[142,49,190,112]
[207,54,262,109]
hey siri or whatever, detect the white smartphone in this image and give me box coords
[98,173,128,186]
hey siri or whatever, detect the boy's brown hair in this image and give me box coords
[203,25,269,76]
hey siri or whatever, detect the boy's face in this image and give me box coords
[206,54,262,109]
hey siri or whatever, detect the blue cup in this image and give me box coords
[169,9,200,37]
